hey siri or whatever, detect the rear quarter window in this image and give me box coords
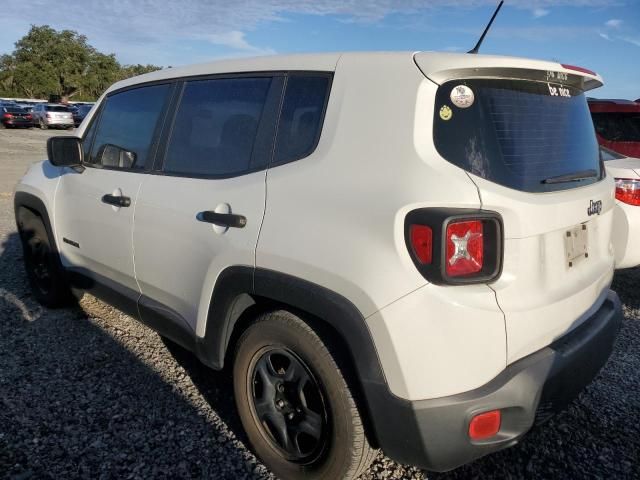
[273,74,331,166]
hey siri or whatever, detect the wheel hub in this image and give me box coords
[250,347,328,463]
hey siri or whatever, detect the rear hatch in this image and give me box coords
[46,106,72,120]
[415,53,615,364]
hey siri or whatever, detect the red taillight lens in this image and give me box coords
[409,225,433,264]
[615,178,640,206]
[469,410,501,440]
[446,220,483,277]
[25,114,32,120]
[2,113,12,119]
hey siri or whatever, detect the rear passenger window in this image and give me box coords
[274,75,331,165]
[164,77,272,177]
[88,84,171,169]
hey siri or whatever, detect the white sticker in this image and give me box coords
[450,85,475,108]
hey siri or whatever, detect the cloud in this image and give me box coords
[532,8,550,18]
[599,32,612,41]
[196,31,276,55]
[620,36,640,47]
[0,0,626,65]
[605,18,623,28]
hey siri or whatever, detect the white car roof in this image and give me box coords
[106,51,603,94]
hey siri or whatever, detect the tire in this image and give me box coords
[234,310,377,480]
[18,210,72,307]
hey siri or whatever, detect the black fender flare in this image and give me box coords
[195,266,422,456]
[14,191,58,252]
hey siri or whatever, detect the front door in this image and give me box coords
[55,82,173,294]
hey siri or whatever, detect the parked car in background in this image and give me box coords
[32,104,74,129]
[1,106,33,128]
[589,98,640,157]
[601,146,640,269]
[73,104,93,127]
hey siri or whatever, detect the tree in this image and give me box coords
[0,25,162,100]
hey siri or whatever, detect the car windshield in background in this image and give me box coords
[46,105,70,112]
[3,107,27,113]
[600,146,626,161]
[592,112,640,142]
[433,79,601,193]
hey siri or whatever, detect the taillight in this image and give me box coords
[446,220,483,277]
[409,225,433,264]
[25,114,32,120]
[615,178,640,206]
[2,113,12,119]
[405,208,502,285]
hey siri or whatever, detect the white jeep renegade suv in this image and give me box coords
[14,52,622,479]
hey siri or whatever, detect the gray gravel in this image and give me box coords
[1,128,639,479]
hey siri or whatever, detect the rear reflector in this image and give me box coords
[561,63,597,76]
[445,220,483,277]
[469,410,501,440]
[410,225,433,264]
[615,178,640,206]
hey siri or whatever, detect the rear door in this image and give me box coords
[416,55,615,364]
[133,74,282,335]
[55,83,172,294]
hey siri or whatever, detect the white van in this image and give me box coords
[15,52,622,479]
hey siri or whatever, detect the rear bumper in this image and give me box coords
[369,289,622,471]
[46,118,73,126]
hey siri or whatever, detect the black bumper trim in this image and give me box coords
[369,289,622,472]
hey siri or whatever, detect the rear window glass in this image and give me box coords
[433,79,601,193]
[3,107,26,113]
[274,75,331,165]
[46,105,70,112]
[591,112,640,142]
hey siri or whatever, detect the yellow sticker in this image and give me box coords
[439,105,452,121]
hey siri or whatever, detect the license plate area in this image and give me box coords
[564,223,588,268]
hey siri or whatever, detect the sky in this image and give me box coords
[0,0,638,99]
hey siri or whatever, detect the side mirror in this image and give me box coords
[99,144,136,169]
[47,136,83,168]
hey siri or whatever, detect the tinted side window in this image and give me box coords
[89,84,171,170]
[82,107,100,161]
[164,77,272,177]
[274,75,331,165]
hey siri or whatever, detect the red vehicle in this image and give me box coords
[589,98,640,158]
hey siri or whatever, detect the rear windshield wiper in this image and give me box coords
[541,169,598,184]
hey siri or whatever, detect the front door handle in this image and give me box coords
[102,194,131,208]
[197,211,247,228]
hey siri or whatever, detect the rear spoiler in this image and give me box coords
[414,52,603,92]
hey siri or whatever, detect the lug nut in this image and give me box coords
[277,384,285,393]
[276,399,285,408]
[288,413,295,420]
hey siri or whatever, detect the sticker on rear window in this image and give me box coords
[450,85,475,108]
[439,105,452,121]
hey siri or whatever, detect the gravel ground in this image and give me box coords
[1,127,639,479]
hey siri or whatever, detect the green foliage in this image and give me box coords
[0,25,162,101]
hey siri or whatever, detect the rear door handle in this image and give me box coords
[102,194,131,208]
[197,211,247,228]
